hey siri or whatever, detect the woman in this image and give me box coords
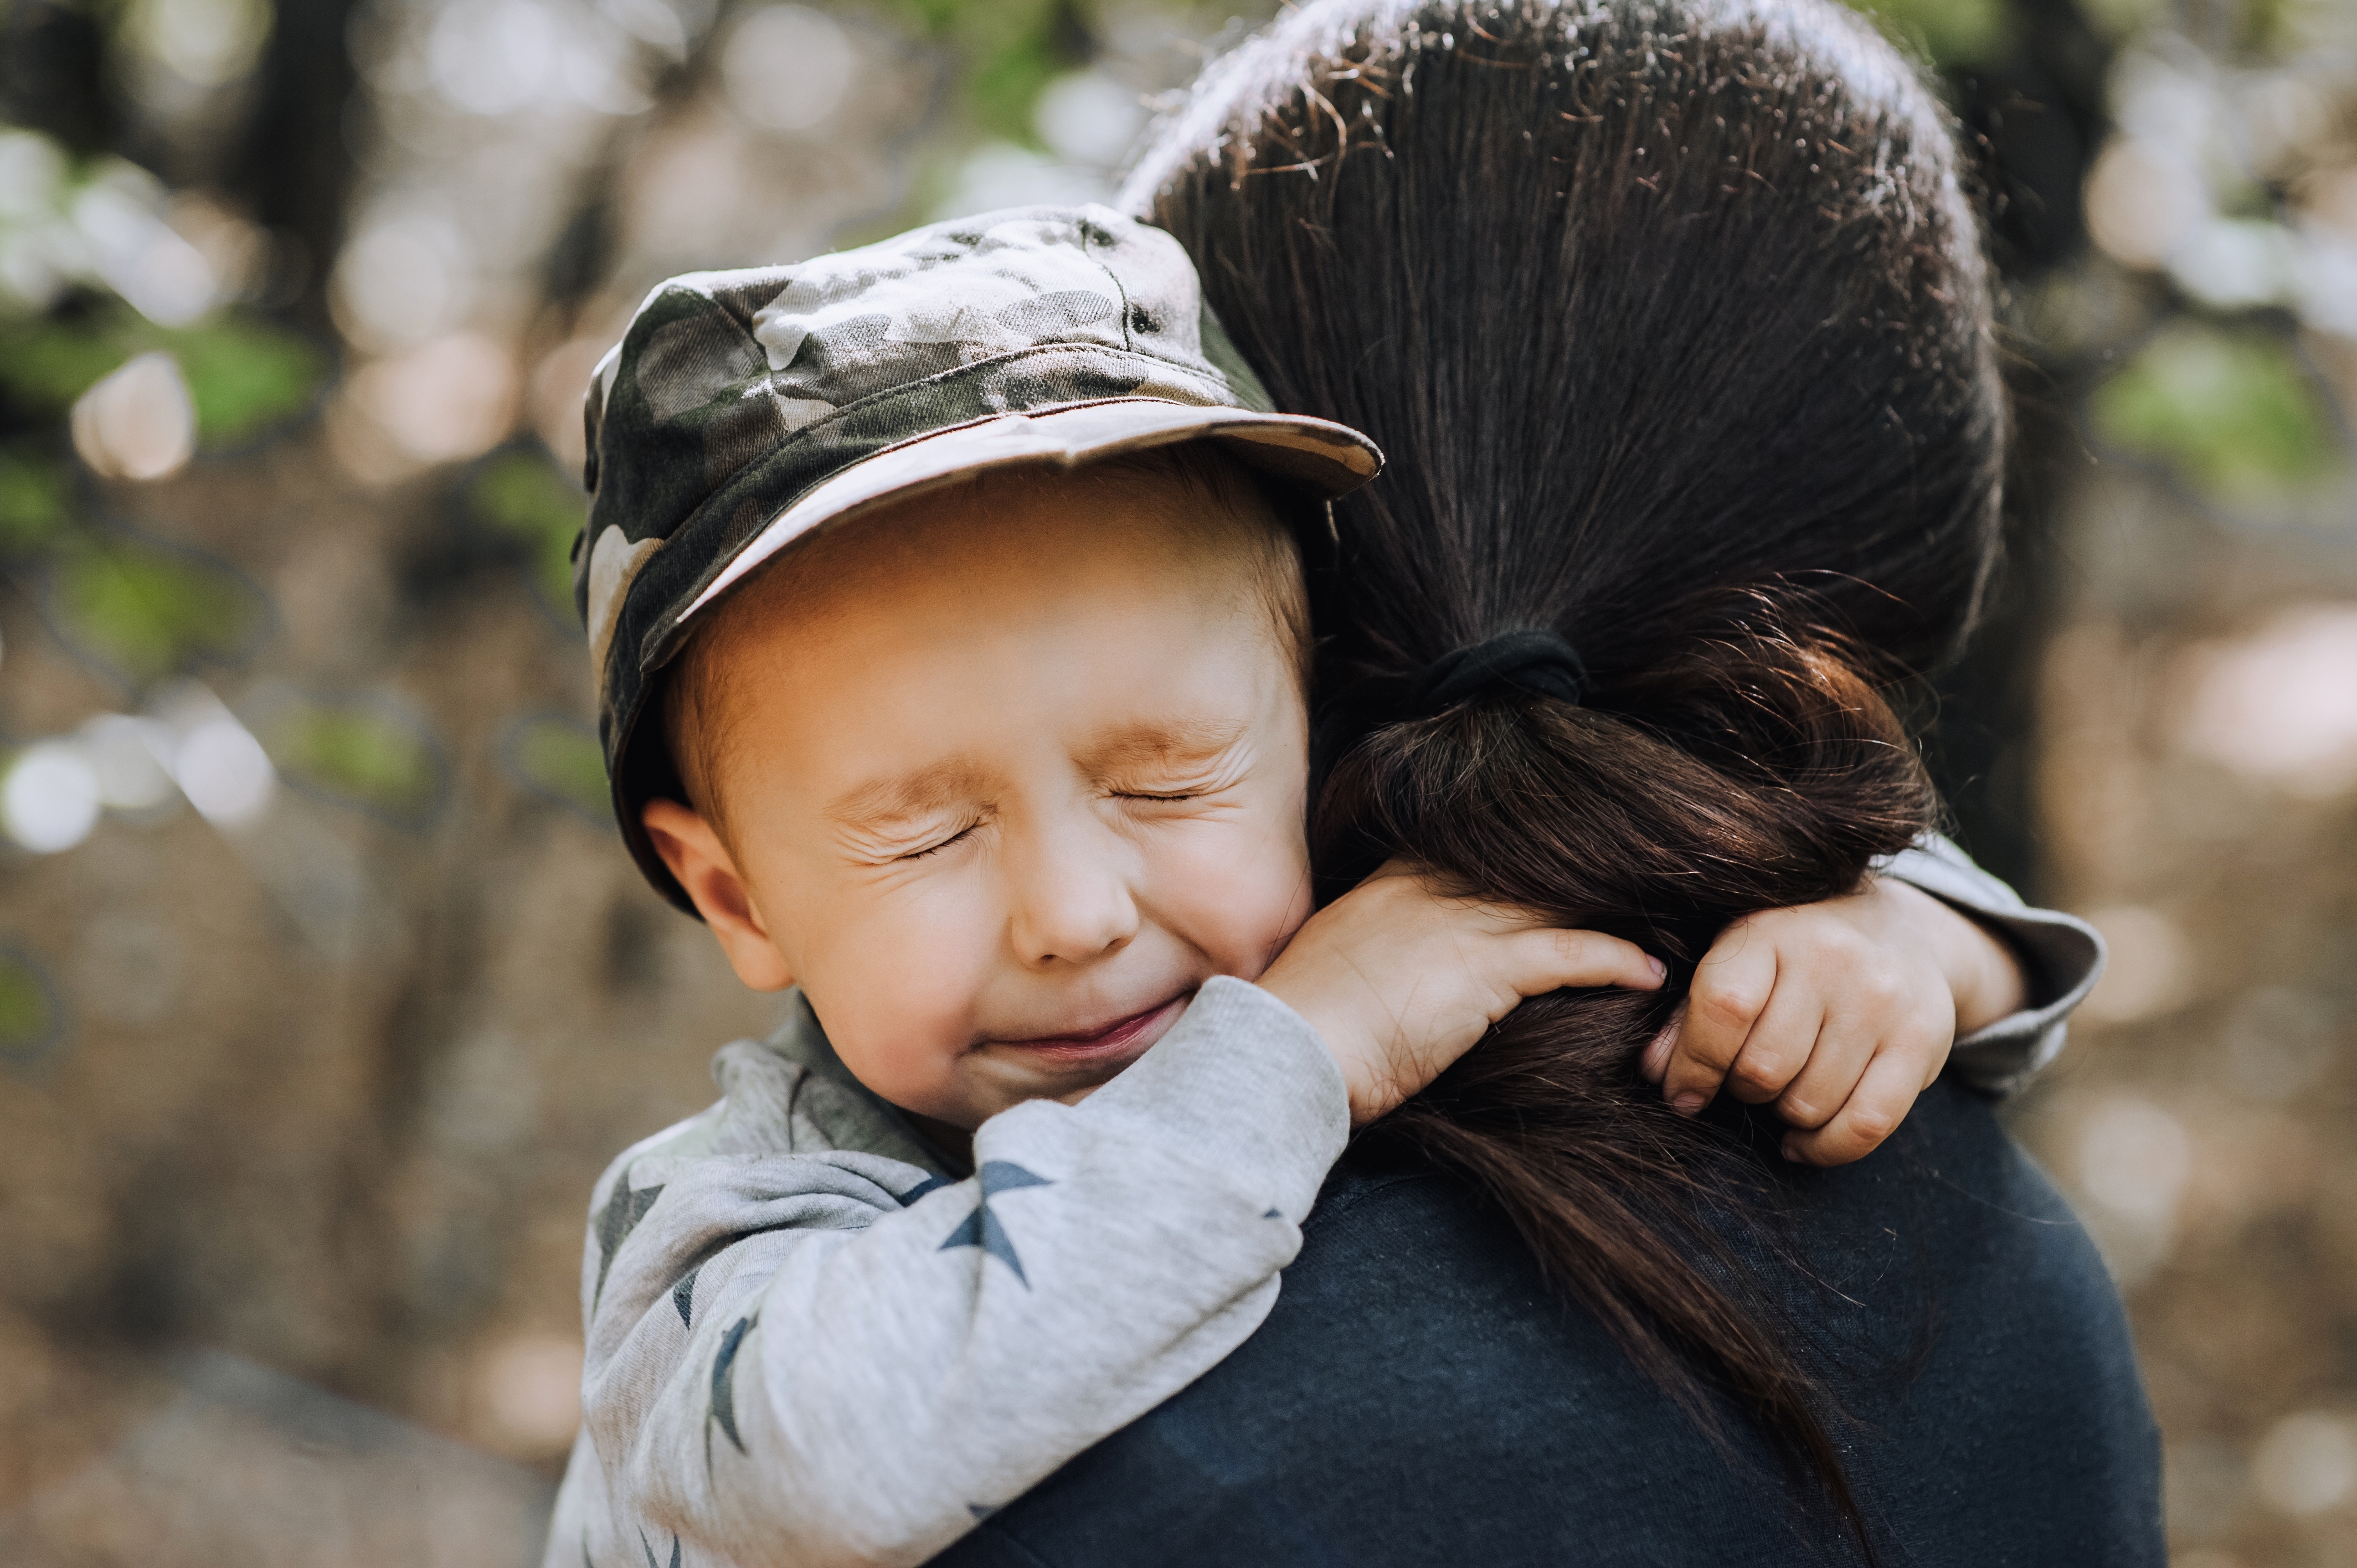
[935,1,2162,1561]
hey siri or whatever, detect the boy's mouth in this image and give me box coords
[990,993,1192,1065]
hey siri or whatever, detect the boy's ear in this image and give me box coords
[641,798,795,992]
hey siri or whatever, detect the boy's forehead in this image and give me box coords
[711,458,1271,630]
[691,477,1293,724]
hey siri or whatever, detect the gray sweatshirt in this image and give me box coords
[545,837,2102,1568]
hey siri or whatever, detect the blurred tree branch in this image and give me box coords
[224,0,368,329]
[0,0,119,153]
[1921,0,2119,896]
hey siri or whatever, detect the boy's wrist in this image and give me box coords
[1250,972,1382,1126]
[1880,876,2029,1036]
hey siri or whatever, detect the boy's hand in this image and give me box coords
[1643,878,2029,1166]
[1258,863,1666,1126]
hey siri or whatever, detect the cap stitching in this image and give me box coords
[1075,220,1135,355]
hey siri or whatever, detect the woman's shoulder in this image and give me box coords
[939,1082,2162,1568]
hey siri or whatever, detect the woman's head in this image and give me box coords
[1130,0,2003,1550]
[1128,0,2001,690]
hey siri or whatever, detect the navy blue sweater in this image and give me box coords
[934,1081,2163,1567]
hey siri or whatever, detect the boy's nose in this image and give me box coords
[1005,826,1141,969]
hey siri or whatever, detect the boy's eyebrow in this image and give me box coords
[1079,716,1251,776]
[826,756,994,828]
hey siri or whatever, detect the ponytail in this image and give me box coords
[1323,595,1933,1553]
[1140,0,2004,1554]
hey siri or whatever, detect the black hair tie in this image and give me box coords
[1411,628,1588,712]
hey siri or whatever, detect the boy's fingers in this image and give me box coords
[1718,983,1824,1105]
[1780,1047,1921,1166]
[1663,925,1778,1110]
[1640,1007,1684,1084]
[1769,1008,1882,1131]
[1510,928,1667,998]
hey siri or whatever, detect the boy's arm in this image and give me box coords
[573,977,1347,1568]
[1874,833,2107,1095]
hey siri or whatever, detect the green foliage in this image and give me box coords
[261,699,446,825]
[1838,0,2013,67]
[2077,0,2169,44]
[162,315,328,445]
[0,317,129,410]
[2246,0,2348,55]
[48,536,267,685]
[0,446,70,555]
[469,448,586,617]
[0,950,60,1065]
[968,29,1069,144]
[881,0,1081,143]
[0,308,324,443]
[2089,323,2344,508]
[505,714,609,821]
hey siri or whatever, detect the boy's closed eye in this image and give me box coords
[831,805,991,865]
[836,736,1253,867]
[828,756,996,860]
[891,817,986,862]
[1105,772,1238,807]
[1085,718,1253,802]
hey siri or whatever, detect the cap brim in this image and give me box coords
[677,399,1382,627]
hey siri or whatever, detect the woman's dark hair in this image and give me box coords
[1130,0,2003,1552]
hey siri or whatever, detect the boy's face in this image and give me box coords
[642,467,1314,1131]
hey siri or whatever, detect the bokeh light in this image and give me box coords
[68,351,196,479]
[477,1332,585,1453]
[331,211,475,353]
[148,682,277,828]
[2176,606,2357,798]
[2,740,101,853]
[77,713,177,813]
[1033,70,1147,166]
[2086,137,2206,267]
[2079,905,2192,1024]
[2078,1097,2192,1225]
[2253,1412,2357,1517]
[721,5,856,133]
[122,0,275,91]
[344,333,519,465]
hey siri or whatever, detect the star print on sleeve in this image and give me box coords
[639,1529,682,1568]
[671,1267,698,1327]
[706,1313,758,1473]
[937,1161,1054,1286]
[896,1172,955,1206]
[593,1175,665,1309]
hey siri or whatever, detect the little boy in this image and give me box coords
[547,207,2101,1568]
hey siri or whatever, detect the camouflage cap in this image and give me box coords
[573,204,1384,912]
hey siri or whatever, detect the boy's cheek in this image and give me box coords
[850,1046,979,1125]
[821,1000,985,1123]
[796,905,995,1107]
[1153,815,1312,982]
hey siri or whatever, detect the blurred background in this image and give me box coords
[0,0,2350,1561]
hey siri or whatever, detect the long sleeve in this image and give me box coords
[547,976,1348,1568]
[1874,833,2107,1096]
